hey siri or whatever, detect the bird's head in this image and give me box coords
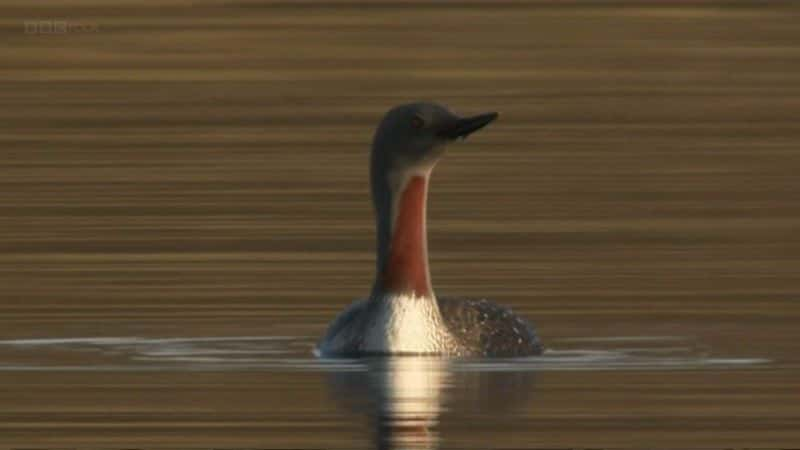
[370,102,498,177]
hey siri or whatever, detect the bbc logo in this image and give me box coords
[24,20,99,34]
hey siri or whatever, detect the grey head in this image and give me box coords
[370,102,499,179]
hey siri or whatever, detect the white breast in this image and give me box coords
[361,293,452,354]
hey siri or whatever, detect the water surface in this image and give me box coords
[1,0,799,447]
[0,332,783,448]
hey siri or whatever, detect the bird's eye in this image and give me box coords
[411,116,424,129]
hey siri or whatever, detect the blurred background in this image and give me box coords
[0,0,798,448]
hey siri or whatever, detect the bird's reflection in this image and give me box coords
[326,357,536,450]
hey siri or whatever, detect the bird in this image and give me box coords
[317,102,542,358]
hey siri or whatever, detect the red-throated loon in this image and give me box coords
[318,102,542,357]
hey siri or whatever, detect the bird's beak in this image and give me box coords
[437,112,499,140]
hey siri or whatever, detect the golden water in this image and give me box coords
[0,1,799,447]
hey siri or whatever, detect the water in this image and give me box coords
[0,335,768,372]
[0,330,790,448]
[2,0,800,447]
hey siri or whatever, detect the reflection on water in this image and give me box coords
[0,334,767,449]
[328,358,449,449]
[327,357,538,450]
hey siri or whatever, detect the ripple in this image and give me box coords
[0,335,768,372]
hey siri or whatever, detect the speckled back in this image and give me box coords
[437,297,543,357]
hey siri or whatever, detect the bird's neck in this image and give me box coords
[373,172,433,299]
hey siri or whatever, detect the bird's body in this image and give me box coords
[318,102,542,358]
[319,295,541,357]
